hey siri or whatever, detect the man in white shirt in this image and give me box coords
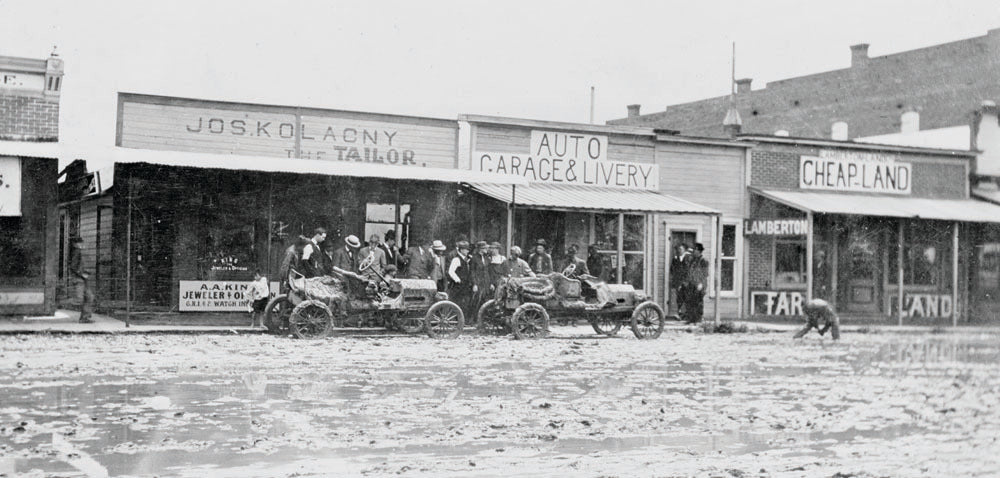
[301,228,328,277]
[447,241,472,312]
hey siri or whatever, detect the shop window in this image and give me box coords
[975,243,1000,291]
[720,224,737,292]
[624,253,644,290]
[774,239,807,288]
[888,222,950,287]
[365,203,410,249]
[0,217,42,280]
[623,215,645,251]
[592,213,645,288]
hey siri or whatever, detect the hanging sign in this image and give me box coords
[474,130,658,190]
[0,157,22,216]
[744,218,809,235]
[800,150,911,195]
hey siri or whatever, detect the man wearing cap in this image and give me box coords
[332,235,362,273]
[430,240,448,291]
[561,244,590,278]
[68,237,95,323]
[468,241,492,315]
[359,233,387,278]
[448,240,472,312]
[403,237,435,280]
[682,242,710,324]
[528,239,553,275]
[301,227,329,278]
[506,246,534,279]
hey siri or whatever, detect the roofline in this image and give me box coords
[459,114,655,137]
[736,134,978,158]
[654,132,753,148]
[0,55,48,74]
[117,92,459,128]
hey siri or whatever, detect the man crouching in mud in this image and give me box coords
[794,298,840,340]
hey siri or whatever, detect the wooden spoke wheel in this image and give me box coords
[425,301,464,339]
[263,295,293,335]
[589,314,623,336]
[630,301,665,339]
[511,303,550,340]
[288,300,333,340]
[476,299,508,336]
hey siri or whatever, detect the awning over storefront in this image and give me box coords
[972,186,1000,206]
[754,188,1000,223]
[467,182,719,215]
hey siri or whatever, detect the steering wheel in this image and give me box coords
[562,263,576,276]
[358,251,376,272]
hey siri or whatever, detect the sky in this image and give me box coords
[1,0,999,154]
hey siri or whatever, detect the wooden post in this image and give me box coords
[952,222,959,327]
[506,185,515,254]
[714,215,722,324]
[616,213,624,284]
[806,212,814,302]
[125,176,133,328]
[830,224,839,310]
[651,214,658,304]
[266,176,273,280]
[897,220,905,327]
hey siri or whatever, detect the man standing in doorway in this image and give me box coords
[683,243,709,324]
[301,228,328,278]
[430,240,448,291]
[68,237,94,324]
[670,243,689,319]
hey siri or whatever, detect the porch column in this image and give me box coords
[806,211,814,302]
[505,185,515,254]
[714,214,722,324]
[897,219,905,326]
[952,222,959,326]
[616,213,624,284]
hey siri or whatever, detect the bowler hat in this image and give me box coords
[432,240,447,251]
[475,240,488,249]
[535,239,548,248]
[457,240,470,250]
[345,235,361,248]
[694,242,705,252]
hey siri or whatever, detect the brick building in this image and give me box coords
[0,51,64,315]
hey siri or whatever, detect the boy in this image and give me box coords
[794,298,841,340]
[247,270,270,327]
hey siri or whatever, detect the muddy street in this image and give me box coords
[1,328,998,477]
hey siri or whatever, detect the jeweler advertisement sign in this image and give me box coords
[474,130,658,190]
[179,280,278,312]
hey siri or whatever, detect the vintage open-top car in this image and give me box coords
[477,265,665,340]
[263,253,464,339]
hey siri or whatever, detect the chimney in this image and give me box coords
[850,43,870,68]
[626,104,641,118]
[723,106,742,137]
[831,121,849,140]
[735,78,752,94]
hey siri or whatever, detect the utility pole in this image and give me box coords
[589,86,595,124]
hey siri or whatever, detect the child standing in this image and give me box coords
[248,270,270,327]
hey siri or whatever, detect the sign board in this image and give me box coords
[118,99,459,169]
[750,290,805,316]
[474,130,658,190]
[0,71,46,92]
[888,293,954,319]
[744,218,809,235]
[800,150,911,195]
[179,280,279,312]
[0,157,21,216]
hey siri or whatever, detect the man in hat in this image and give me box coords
[561,244,590,278]
[670,243,689,318]
[301,227,329,278]
[403,237,436,280]
[68,236,94,323]
[447,240,472,312]
[528,239,553,275]
[380,230,401,270]
[506,246,534,279]
[682,242,710,324]
[794,298,841,340]
[430,239,448,291]
[332,235,362,273]
[487,241,508,286]
[359,233,387,278]
[468,241,492,316]
[278,235,309,293]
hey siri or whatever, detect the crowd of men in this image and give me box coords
[277,228,603,319]
[669,242,710,324]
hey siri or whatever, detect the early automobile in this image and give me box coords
[263,253,464,339]
[476,264,665,340]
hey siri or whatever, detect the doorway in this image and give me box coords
[840,225,882,314]
[667,230,699,316]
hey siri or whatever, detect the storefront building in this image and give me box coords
[459,116,729,317]
[742,135,1000,324]
[61,93,520,314]
[0,52,63,315]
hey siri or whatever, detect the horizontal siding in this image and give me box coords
[474,124,656,164]
[657,143,745,217]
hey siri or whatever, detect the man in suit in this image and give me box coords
[682,243,710,324]
[379,230,401,270]
[359,233,387,278]
[403,237,436,280]
[528,239,553,275]
[68,237,95,323]
[331,235,362,273]
[430,240,448,291]
[670,243,689,318]
[300,227,329,278]
[561,244,590,278]
[468,241,492,317]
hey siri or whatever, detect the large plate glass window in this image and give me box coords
[774,239,807,288]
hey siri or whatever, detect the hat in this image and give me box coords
[475,240,488,249]
[457,240,471,250]
[694,242,705,252]
[567,244,579,253]
[368,233,380,244]
[384,230,396,241]
[432,240,447,251]
[345,235,361,248]
[489,241,502,249]
[535,239,548,247]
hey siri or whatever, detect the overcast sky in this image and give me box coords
[2,0,998,152]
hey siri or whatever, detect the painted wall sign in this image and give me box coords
[744,219,809,235]
[475,130,657,190]
[888,293,954,319]
[118,101,458,169]
[0,157,22,216]
[179,280,278,312]
[800,150,911,195]
[750,290,805,316]
[0,71,45,92]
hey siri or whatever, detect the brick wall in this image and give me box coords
[0,95,60,141]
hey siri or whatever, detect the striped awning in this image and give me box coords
[755,188,1000,223]
[467,183,719,215]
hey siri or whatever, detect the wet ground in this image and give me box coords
[0,327,998,477]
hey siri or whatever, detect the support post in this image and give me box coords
[714,215,722,324]
[266,176,273,280]
[952,222,959,327]
[506,185,515,254]
[830,224,839,310]
[897,220,905,327]
[806,212,814,302]
[651,214,658,304]
[125,177,133,328]
[616,213,624,284]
